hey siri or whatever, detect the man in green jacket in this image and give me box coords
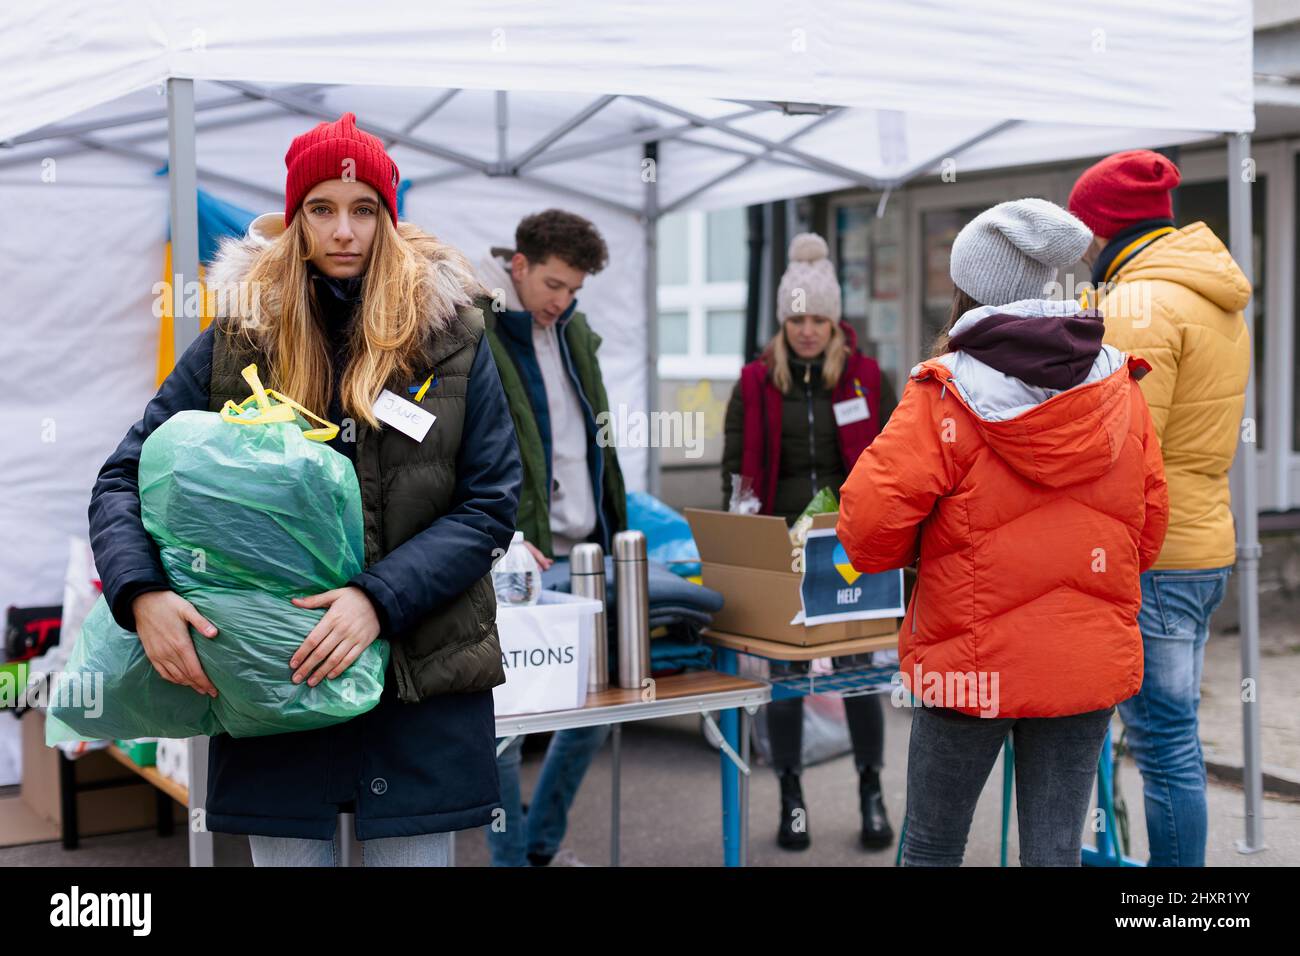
[477,209,627,568]
[478,209,627,867]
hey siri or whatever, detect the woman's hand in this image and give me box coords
[522,540,554,571]
[289,587,381,687]
[131,590,220,697]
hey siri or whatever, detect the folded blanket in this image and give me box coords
[649,606,714,630]
[650,637,713,673]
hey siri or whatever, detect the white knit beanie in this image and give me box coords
[949,198,1092,306]
[777,233,841,323]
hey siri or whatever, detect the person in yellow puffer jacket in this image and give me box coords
[1070,149,1252,867]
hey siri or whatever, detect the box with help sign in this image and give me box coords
[686,509,903,647]
[493,591,601,717]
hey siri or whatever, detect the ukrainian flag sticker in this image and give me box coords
[832,542,862,585]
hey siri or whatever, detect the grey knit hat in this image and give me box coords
[950,198,1092,306]
[777,233,841,322]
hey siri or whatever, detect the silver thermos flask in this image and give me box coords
[613,530,651,690]
[569,543,608,693]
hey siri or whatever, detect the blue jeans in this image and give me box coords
[487,725,611,866]
[1117,566,1231,867]
[901,704,1115,866]
[248,830,452,867]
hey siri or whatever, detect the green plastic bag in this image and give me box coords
[48,371,388,744]
[46,597,221,744]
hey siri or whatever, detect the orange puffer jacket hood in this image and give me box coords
[838,299,1169,718]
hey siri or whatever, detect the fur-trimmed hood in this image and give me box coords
[205,212,486,333]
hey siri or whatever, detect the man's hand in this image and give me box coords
[131,590,219,697]
[289,587,381,687]
[522,540,554,571]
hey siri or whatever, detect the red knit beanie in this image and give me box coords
[283,112,399,226]
[1068,149,1181,239]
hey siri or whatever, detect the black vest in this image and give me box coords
[207,307,505,702]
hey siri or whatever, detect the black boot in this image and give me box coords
[859,768,894,850]
[777,770,810,850]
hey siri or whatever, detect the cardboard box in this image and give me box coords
[7,710,184,846]
[686,508,900,647]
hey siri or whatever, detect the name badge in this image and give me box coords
[372,389,436,442]
[832,395,870,426]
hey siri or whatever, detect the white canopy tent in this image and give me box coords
[0,0,1264,864]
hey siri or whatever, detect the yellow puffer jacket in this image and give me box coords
[1098,221,1251,570]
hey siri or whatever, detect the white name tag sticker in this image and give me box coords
[373,389,436,442]
[832,395,870,426]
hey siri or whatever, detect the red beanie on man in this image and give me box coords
[283,112,400,226]
[1068,149,1181,239]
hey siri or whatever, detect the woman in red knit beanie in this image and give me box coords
[88,112,520,866]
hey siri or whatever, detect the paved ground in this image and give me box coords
[3,699,1296,867]
[1199,617,1300,795]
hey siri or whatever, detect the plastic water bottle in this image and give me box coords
[493,531,542,606]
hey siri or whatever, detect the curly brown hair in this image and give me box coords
[516,209,609,275]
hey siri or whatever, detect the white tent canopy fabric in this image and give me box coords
[2,1,1255,146]
[0,0,1265,853]
[1,2,1256,208]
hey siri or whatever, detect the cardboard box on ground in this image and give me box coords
[0,710,184,849]
[686,509,901,647]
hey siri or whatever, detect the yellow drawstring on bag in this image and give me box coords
[219,364,340,442]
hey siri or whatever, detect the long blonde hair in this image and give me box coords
[229,212,464,428]
[767,320,848,394]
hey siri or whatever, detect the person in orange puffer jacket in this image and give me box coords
[838,198,1169,866]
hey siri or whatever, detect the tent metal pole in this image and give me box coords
[168,75,215,868]
[381,89,460,149]
[168,79,201,357]
[4,83,326,148]
[644,142,660,498]
[515,173,642,218]
[511,95,617,172]
[1227,130,1265,855]
[517,108,767,171]
[403,107,770,187]
[70,133,284,203]
[405,167,479,188]
[0,101,314,172]
[660,111,841,216]
[631,97,882,189]
[674,136,817,174]
[495,91,508,170]
[720,99,832,115]
[879,119,1022,189]
[218,80,492,173]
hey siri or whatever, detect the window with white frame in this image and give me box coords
[657,207,748,379]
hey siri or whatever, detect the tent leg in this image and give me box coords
[644,142,661,498]
[1227,131,1266,855]
[168,77,202,359]
[168,77,211,867]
